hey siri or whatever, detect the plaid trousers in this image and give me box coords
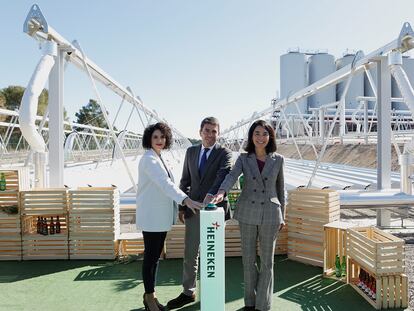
[239,221,279,311]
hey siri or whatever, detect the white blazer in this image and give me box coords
[136,149,187,232]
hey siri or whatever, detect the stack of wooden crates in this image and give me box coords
[287,188,340,267]
[346,227,408,309]
[0,168,30,260]
[68,187,120,259]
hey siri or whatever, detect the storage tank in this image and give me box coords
[308,53,336,109]
[336,52,365,113]
[280,50,308,115]
[392,56,414,111]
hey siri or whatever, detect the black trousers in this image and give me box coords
[142,231,167,294]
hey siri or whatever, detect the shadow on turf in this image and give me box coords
[0,260,110,283]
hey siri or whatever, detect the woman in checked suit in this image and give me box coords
[213,120,285,311]
[136,122,203,311]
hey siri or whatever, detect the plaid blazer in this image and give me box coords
[219,152,285,225]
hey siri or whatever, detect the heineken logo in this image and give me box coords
[206,223,221,278]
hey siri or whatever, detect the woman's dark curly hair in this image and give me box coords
[244,119,277,154]
[142,122,173,150]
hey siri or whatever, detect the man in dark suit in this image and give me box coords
[167,117,232,309]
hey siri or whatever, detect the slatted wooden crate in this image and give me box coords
[68,187,120,259]
[323,221,357,279]
[21,215,68,260]
[0,167,31,191]
[165,220,288,259]
[0,212,21,260]
[225,221,242,257]
[347,258,408,309]
[165,225,185,259]
[287,189,340,267]
[0,190,21,260]
[20,189,69,260]
[20,189,68,216]
[347,227,405,276]
[118,233,145,257]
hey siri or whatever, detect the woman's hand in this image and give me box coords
[212,190,226,204]
[183,197,203,214]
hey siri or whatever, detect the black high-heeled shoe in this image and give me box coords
[154,298,166,311]
[143,293,163,311]
[143,293,150,311]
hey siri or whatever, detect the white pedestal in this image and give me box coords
[199,208,225,311]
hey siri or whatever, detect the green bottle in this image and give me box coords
[341,255,347,277]
[335,255,341,277]
[239,175,244,190]
[0,173,6,191]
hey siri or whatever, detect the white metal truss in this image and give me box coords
[20,4,191,191]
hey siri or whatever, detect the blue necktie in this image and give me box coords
[199,148,209,177]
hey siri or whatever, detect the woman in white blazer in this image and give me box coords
[136,122,202,311]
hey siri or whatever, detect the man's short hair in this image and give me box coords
[200,117,220,131]
[142,122,173,150]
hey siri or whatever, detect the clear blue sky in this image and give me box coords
[1,1,414,138]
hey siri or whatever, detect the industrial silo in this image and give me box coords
[280,50,308,115]
[392,56,414,111]
[308,53,336,109]
[336,52,365,113]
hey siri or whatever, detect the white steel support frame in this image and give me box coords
[48,47,65,187]
[22,4,191,191]
[220,22,414,226]
[376,57,392,226]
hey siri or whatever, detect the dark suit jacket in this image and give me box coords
[179,143,232,219]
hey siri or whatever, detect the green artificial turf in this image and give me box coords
[0,255,400,311]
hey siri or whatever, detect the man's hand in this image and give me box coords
[203,194,215,206]
[279,223,285,232]
[179,211,185,224]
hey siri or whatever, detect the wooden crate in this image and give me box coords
[0,190,21,260]
[68,187,119,259]
[323,221,357,279]
[0,167,31,191]
[165,225,185,259]
[287,189,340,267]
[347,258,408,309]
[118,233,145,257]
[20,189,69,260]
[165,220,288,259]
[20,189,68,216]
[225,221,242,257]
[0,211,21,261]
[347,227,405,276]
[21,214,68,260]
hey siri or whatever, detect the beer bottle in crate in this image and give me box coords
[335,255,341,277]
[49,217,55,235]
[42,218,48,235]
[371,277,376,300]
[56,216,61,234]
[0,173,6,191]
[341,255,346,277]
[37,217,41,234]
